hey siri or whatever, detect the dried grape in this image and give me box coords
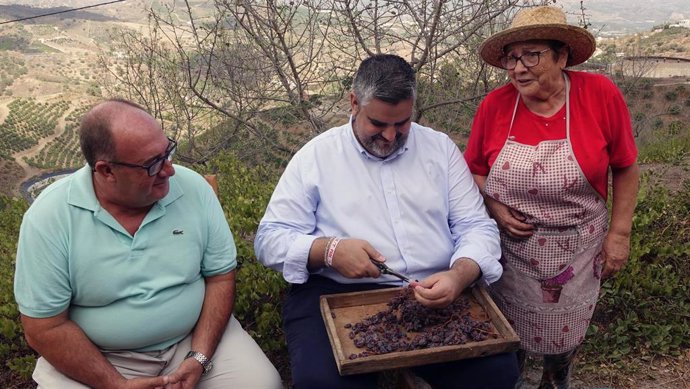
[343,289,495,358]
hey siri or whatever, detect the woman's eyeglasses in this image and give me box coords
[500,48,551,70]
[109,137,177,176]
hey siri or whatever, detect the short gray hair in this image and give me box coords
[352,54,416,106]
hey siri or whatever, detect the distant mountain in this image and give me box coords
[558,0,689,36]
[4,0,683,36]
[0,1,214,25]
[0,4,117,23]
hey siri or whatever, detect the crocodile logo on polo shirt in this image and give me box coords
[173,229,184,235]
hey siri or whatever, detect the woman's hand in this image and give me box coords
[483,195,534,238]
[601,231,631,278]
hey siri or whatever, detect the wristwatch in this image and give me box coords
[185,350,213,375]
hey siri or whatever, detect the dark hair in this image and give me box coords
[79,98,148,167]
[352,54,416,106]
[547,40,568,62]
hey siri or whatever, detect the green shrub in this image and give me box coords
[664,90,678,101]
[668,105,681,116]
[195,152,289,354]
[652,118,664,130]
[583,176,690,363]
[0,196,33,380]
[638,123,690,163]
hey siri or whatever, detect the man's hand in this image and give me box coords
[411,271,463,308]
[411,258,481,308]
[161,358,202,389]
[118,374,180,389]
[330,239,386,279]
[601,231,631,279]
[483,195,534,238]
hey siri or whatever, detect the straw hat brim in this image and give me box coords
[479,24,596,68]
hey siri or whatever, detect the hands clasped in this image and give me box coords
[484,196,533,238]
[119,357,203,389]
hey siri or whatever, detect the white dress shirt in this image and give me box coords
[254,119,502,285]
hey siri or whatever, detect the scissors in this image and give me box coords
[370,259,414,283]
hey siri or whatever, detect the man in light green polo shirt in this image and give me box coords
[13,99,282,389]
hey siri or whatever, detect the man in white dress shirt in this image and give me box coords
[255,54,518,389]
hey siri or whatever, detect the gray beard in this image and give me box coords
[352,116,408,158]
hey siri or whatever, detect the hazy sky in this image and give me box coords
[1,0,688,34]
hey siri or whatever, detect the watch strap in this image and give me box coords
[185,350,213,375]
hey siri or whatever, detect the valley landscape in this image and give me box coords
[0,0,689,198]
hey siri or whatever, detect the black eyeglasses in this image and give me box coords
[109,137,177,176]
[500,48,551,70]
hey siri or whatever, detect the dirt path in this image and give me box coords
[520,350,690,389]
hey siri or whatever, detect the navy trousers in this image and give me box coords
[283,275,519,389]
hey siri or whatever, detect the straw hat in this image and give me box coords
[479,6,595,68]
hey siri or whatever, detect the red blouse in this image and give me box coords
[464,70,638,199]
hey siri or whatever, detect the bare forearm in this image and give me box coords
[191,271,236,357]
[610,163,640,236]
[450,258,481,292]
[472,174,487,192]
[21,315,125,388]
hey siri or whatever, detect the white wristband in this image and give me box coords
[325,237,341,267]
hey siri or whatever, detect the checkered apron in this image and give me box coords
[484,74,609,354]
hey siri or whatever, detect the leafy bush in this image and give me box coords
[0,196,33,381]
[668,105,681,116]
[194,152,289,354]
[638,122,690,163]
[583,175,690,362]
[664,90,678,101]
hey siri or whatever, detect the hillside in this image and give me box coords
[598,26,690,58]
[558,0,690,36]
[0,2,689,199]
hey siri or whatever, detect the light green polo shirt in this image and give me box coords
[14,165,236,351]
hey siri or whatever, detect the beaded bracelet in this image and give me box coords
[323,237,335,267]
[325,237,341,268]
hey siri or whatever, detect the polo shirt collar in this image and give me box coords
[67,165,184,212]
[159,174,183,207]
[67,165,100,211]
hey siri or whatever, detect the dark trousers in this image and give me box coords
[283,275,519,389]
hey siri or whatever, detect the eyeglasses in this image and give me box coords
[500,48,551,70]
[109,137,177,176]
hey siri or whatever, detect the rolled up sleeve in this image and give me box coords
[254,153,319,284]
[446,141,502,285]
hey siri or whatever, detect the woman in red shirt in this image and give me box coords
[465,6,639,388]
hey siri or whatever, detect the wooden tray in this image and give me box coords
[320,286,519,375]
